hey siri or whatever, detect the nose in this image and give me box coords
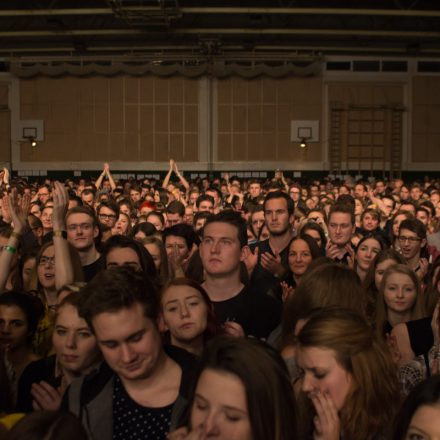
[1,323,11,334]
[65,332,77,349]
[120,343,137,364]
[211,240,221,254]
[295,253,302,263]
[301,373,315,394]
[180,303,190,318]
[203,411,220,437]
[396,288,404,298]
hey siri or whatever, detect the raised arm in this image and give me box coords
[0,190,29,292]
[94,164,106,190]
[52,181,74,290]
[173,161,189,192]
[162,159,174,189]
[103,162,116,191]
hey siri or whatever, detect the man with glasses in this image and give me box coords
[398,218,429,278]
[97,200,119,229]
[65,206,105,281]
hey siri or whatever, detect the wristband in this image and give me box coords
[53,230,67,239]
[11,231,22,240]
[3,245,16,254]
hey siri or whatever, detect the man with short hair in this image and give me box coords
[97,200,119,229]
[326,203,356,264]
[65,206,105,281]
[204,187,222,213]
[81,188,95,208]
[248,179,262,201]
[37,185,51,204]
[199,210,280,338]
[165,200,185,227]
[66,267,195,440]
[195,194,214,213]
[249,191,294,299]
[398,218,428,276]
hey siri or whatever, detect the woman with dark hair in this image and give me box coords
[111,212,131,236]
[354,234,385,283]
[101,234,158,289]
[280,234,323,302]
[159,278,217,356]
[0,292,43,402]
[16,292,101,413]
[296,307,400,440]
[169,337,298,440]
[393,375,440,439]
[299,220,327,252]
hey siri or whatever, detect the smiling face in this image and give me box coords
[66,212,98,252]
[161,284,208,344]
[92,302,163,382]
[52,304,99,375]
[297,346,352,412]
[383,272,417,317]
[288,238,313,277]
[191,369,252,440]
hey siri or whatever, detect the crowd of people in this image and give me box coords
[0,159,439,439]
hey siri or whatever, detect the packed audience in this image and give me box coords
[0,160,440,439]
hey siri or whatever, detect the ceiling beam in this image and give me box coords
[0,7,440,17]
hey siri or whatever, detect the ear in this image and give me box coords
[157,313,168,332]
[93,226,99,239]
[240,245,250,262]
[421,238,427,249]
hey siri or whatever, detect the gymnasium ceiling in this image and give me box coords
[1,0,440,74]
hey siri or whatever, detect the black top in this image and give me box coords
[83,254,106,282]
[250,238,290,300]
[112,375,173,440]
[212,285,281,339]
[16,354,59,413]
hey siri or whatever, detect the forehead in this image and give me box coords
[203,221,239,239]
[265,197,288,210]
[165,235,187,246]
[297,346,340,368]
[399,228,418,236]
[290,239,311,251]
[107,247,140,262]
[0,304,27,320]
[385,272,413,284]
[66,212,93,224]
[99,206,116,215]
[162,284,202,302]
[92,303,156,340]
[41,245,55,257]
[329,212,352,223]
[55,304,84,325]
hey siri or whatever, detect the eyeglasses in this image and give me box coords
[39,256,55,266]
[66,223,93,232]
[98,213,117,220]
[398,236,421,244]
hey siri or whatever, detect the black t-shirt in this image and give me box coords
[212,286,281,339]
[82,254,106,282]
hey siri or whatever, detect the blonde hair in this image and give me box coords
[375,264,426,335]
[297,307,400,439]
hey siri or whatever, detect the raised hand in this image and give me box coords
[261,251,284,277]
[51,181,69,230]
[243,246,259,276]
[103,162,110,174]
[281,281,294,303]
[222,320,245,338]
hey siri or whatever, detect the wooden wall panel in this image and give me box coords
[0,83,10,163]
[19,76,199,163]
[412,77,440,162]
[216,77,323,163]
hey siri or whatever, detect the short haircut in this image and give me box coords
[162,223,197,250]
[193,210,212,226]
[328,202,356,225]
[361,208,381,222]
[97,199,120,217]
[205,186,222,199]
[399,218,427,240]
[165,200,185,217]
[79,267,158,330]
[196,194,214,208]
[263,191,294,216]
[65,205,98,228]
[202,209,248,248]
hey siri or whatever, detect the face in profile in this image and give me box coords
[52,304,99,374]
[160,284,208,345]
[296,346,352,411]
[191,368,252,440]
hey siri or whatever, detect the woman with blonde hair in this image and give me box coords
[296,307,400,440]
[375,264,426,336]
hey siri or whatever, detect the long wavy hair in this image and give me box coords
[297,307,400,440]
